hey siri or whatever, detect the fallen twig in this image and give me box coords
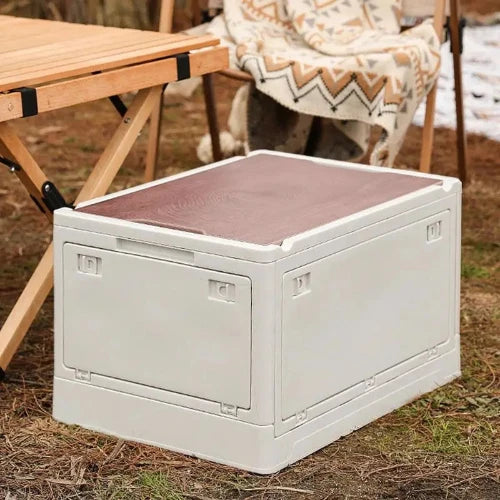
[363,463,413,479]
[102,439,125,465]
[239,486,315,494]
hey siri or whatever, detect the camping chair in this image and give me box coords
[146,0,467,183]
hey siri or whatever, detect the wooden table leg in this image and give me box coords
[144,93,164,183]
[76,86,162,201]
[0,122,52,222]
[0,86,162,377]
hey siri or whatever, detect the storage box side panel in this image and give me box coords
[277,205,458,430]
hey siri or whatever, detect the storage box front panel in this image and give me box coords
[281,211,452,419]
[63,244,252,408]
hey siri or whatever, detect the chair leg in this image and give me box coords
[419,0,446,174]
[419,83,438,174]
[202,73,222,162]
[449,0,468,184]
[144,0,174,182]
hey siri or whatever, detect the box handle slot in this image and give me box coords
[129,218,206,236]
[116,238,194,264]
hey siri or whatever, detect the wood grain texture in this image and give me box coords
[79,154,441,246]
[419,0,446,173]
[0,47,229,123]
[0,121,50,220]
[0,15,220,92]
[449,0,468,183]
[75,86,162,202]
[145,0,177,183]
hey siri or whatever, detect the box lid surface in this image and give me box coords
[78,153,440,245]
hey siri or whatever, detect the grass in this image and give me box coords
[372,385,498,458]
[461,263,490,279]
[95,472,186,499]
[79,143,98,153]
[461,240,499,279]
[138,472,184,500]
[433,418,494,456]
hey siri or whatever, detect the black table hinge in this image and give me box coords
[0,157,72,212]
[445,16,466,54]
[176,53,191,81]
[41,181,73,213]
[10,87,38,117]
[108,94,128,118]
[0,155,21,172]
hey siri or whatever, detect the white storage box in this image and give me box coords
[53,151,461,473]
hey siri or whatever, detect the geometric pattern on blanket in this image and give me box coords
[209,0,441,166]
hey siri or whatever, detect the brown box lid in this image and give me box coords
[78,154,441,245]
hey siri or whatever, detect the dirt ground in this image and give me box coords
[1,11,499,500]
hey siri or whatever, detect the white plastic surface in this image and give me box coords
[281,210,451,419]
[63,243,252,408]
[52,151,462,473]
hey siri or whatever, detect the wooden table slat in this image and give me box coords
[0,30,140,60]
[0,17,108,44]
[0,46,229,123]
[1,33,190,73]
[0,16,220,92]
[0,26,104,52]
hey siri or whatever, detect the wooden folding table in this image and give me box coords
[0,15,228,378]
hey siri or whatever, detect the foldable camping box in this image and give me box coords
[52,150,461,473]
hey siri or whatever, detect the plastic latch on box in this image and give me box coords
[427,221,442,242]
[209,280,235,302]
[78,254,102,275]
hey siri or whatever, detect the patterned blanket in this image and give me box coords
[207,0,441,166]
